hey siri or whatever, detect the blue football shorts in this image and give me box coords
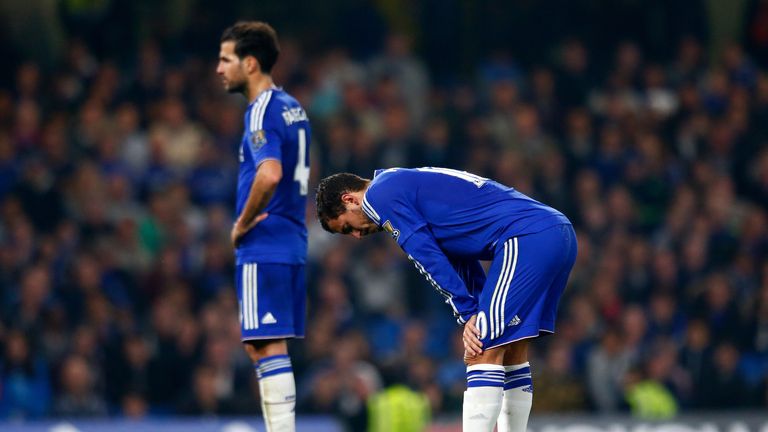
[235,263,306,341]
[474,224,577,350]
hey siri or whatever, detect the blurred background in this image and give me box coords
[1,0,768,430]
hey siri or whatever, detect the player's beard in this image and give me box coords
[225,78,247,94]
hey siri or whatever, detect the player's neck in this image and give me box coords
[246,75,275,104]
[352,186,371,203]
[352,190,366,202]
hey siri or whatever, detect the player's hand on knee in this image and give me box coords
[463,349,477,365]
[463,314,483,357]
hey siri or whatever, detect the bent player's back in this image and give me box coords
[236,88,311,265]
[366,167,570,260]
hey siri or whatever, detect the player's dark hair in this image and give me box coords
[316,173,370,232]
[221,21,280,73]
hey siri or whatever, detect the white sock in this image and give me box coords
[497,362,533,432]
[256,355,296,432]
[463,364,505,432]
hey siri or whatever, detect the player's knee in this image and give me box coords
[464,346,505,366]
[464,355,483,366]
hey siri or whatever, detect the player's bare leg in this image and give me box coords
[463,345,506,431]
[244,338,288,360]
[497,340,533,432]
[244,339,295,432]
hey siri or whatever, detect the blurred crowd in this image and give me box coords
[2,8,768,428]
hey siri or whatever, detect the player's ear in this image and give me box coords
[341,193,358,206]
[247,56,263,74]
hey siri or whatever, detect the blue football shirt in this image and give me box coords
[235,87,310,264]
[361,167,571,322]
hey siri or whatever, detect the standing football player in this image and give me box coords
[217,21,311,432]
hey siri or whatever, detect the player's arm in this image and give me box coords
[450,258,486,299]
[363,175,478,322]
[233,159,282,243]
[232,105,285,247]
[401,227,478,325]
[451,259,486,355]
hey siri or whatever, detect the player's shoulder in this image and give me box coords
[264,88,309,126]
[246,88,306,130]
[246,89,277,131]
[365,168,413,204]
[369,167,406,189]
[374,167,415,181]
[267,88,300,106]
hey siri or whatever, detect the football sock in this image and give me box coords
[463,364,505,432]
[256,354,296,432]
[496,362,533,432]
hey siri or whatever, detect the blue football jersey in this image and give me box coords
[235,87,310,264]
[361,167,570,322]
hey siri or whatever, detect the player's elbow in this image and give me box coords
[261,171,282,187]
[257,161,283,187]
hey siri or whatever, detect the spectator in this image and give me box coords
[532,341,588,412]
[53,355,107,417]
[697,342,756,408]
[177,365,236,416]
[587,330,635,412]
[0,330,50,418]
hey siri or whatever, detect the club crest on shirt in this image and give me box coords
[250,129,268,150]
[382,220,400,240]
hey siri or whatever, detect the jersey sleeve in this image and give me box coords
[450,258,486,300]
[246,97,283,167]
[402,227,479,325]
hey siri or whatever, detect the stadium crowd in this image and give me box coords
[1,5,768,427]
